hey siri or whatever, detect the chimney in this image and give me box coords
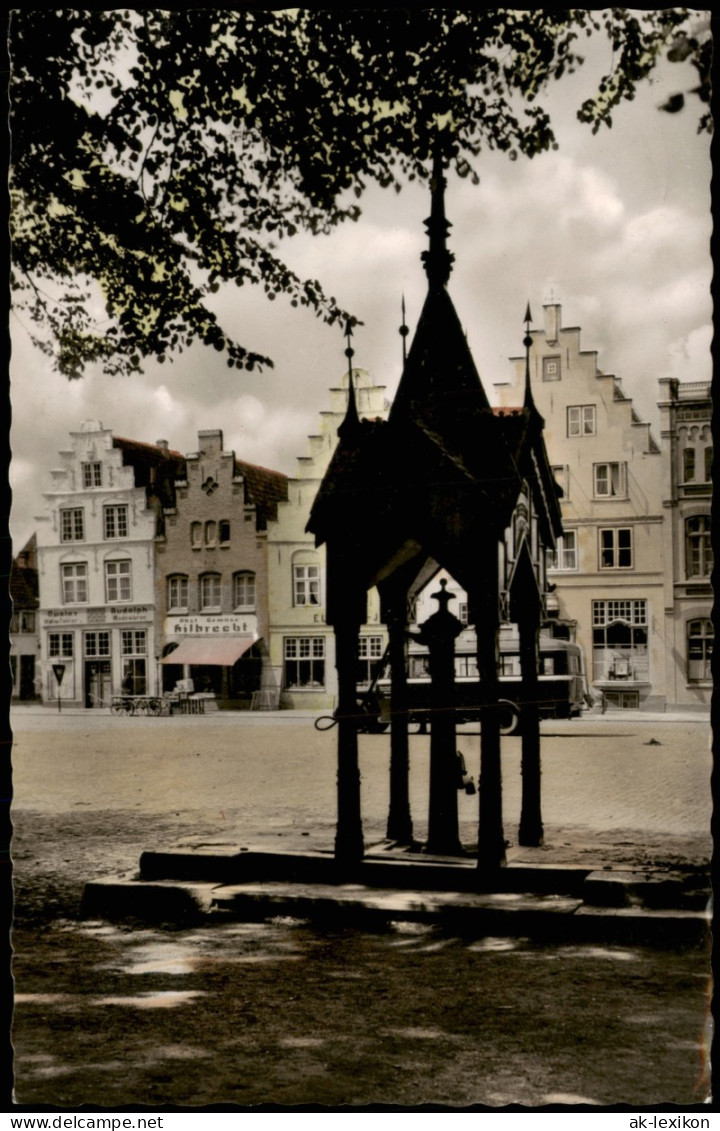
[543,303,560,345]
[156,439,169,452]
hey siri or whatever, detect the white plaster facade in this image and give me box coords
[34,421,173,707]
[495,304,667,710]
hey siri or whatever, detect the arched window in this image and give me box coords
[200,573,222,611]
[233,571,256,610]
[167,574,189,612]
[190,521,202,548]
[685,516,712,578]
[687,619,713,682]
[204,520,216,546]
[219,520,230,544]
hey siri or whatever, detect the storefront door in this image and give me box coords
[85,661,112,708]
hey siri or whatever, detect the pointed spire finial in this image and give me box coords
[338,319,359,438]
[399,294,409,366]
[522,303,544,426]
[421,150,454,287]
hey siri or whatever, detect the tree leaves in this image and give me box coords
[8,8,712,380]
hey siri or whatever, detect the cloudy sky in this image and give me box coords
[9,17,712,553]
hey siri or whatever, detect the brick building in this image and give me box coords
[657,378,713,709]
[156,429,288,707]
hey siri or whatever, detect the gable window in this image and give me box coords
[104,505,128,540]
[233,571,256,610]
[205,520,216,546]
[293,563,320,606]
[357,635,384,686]
[685,516,712,578]
[190,522,202,548]
[284,636,325,689]
[62,562,88,604]
[599,528,632,569]
[542,356,561,381]
[200,573,222,611]
[167,574,189,611]
[82,462,102,488]
[567,405,596,437]
[687,618,713,682]
[683,448,696,482]
[593,462,626,499]
[105,559,132,603]
[547,531,578,571]
[219,520,230,544]
[61,508,85,542]
[49,632,73,658]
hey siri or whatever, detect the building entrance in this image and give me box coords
[85,661,112,708]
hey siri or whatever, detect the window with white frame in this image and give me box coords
[357,635,384,685]
[49,632,73,658]
[200,572,222,610]
[567,405,596,437]
[284,636,325,689]
[84,631,110,657]
[547,531,578,571]
[82,462,102,488]
[121,629,146,656]
[233,571,256,610]
[593,462,627,498]
[105,559,132,603]
[167,574,189,611]
[591,599,648,684]
[542,356,561,381]
[62,562,88,604]
[103,505,129,540]
[599,527,632,569]
[293,563,320,606]
[61,508,85,542]
[687,618,713,682]
[685,515,712,578]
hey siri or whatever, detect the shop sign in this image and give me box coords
[107,605,150,623]
[166,614,256,636]
[41,609,80,627]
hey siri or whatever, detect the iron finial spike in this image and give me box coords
[421,150,454,287]
[339,319,359,437]
[399,294,409,366]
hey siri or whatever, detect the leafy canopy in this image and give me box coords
[9,8,711,380]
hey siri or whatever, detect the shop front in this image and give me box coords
[161,614,264,708]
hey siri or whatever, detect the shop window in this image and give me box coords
[357,635,384,685]
[200,572,222,611]
[567,405,596,437]
[61,508,85,542]
[593,462,627,499]
[599,528,632,569]
[547,531,577,571]
[685,516,712,578]
[293,563,320,606]
[105,559,132,603]
[284,636,325,689]
[85,631,110,657]
[687,618,713,682]
[104,505,128,540]
[591,599,648,685]
[62,562,88,604]
[233,571,256,610]
[167,574,189,611]
[49,632,73,658]
[82,462,102,488]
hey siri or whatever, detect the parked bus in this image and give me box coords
[374,632,588,735]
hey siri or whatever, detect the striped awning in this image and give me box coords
[161,636,257,667]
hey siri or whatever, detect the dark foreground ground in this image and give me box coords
[9,712,713,1108]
